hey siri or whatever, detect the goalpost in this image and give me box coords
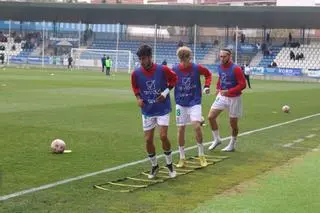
[71,48,134,73]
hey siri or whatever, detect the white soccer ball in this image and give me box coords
[282,105,290,113]
[51,139,66,153]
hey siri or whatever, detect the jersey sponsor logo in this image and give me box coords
[146,80,156,90]
[177,77,195,97]
[144,80,160,104]
[182,77,191,90]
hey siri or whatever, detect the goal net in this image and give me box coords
[71,48,134,73]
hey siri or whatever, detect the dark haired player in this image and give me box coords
[131,44,178,179]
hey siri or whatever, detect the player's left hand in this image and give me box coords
[156,95,166,102]
[220,90,228,96]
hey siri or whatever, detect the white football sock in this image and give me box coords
[212,130,221,141]
[148,154,158,167]
[164,151,172,165]
[179,146,185,159]
[230,136,237,145]
[197,143,204,156]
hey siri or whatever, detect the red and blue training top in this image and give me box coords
[131,64,177,116]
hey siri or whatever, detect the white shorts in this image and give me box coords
[176,104,202,126]
[211,94,243,118]
[142,113,170,131]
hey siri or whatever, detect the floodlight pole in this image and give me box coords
[193,24,197,63]
[115,23,120,73]
[7,20,11,65]
[154,24,157,63]
[42,21,45,68]
[78,21,81,49]
[235,26,238,65]
[128,51,132,74]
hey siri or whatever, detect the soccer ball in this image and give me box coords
[282,105,290,113]
[51,139,66,153]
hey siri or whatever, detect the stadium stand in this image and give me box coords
[0,34,24,62]
[274,43,320,69]
[256,46,282,68]
[249,51,263,67]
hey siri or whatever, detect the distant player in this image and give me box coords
[208,49,246,152]
[67,55,73,70]
[162,59,167,66]
[173,46,212,168]
[105,56,112,76]
[0,53,5,70]
[131,44,178,179]
[0,53,4,65]
[244,64,252,89]
[101,54,106,72]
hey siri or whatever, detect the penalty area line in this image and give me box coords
[1,112,320,202]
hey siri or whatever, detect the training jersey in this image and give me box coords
[105,59,112,68]
[216,62,246,97]
[244,66,251,75]
[131,64,177,117]
[173,63,212,107]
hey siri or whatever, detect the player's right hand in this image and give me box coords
[137,99,144,108]
[220,90,228,96]
[156,95,166,103]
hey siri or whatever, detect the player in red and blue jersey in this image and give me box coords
[131,44,178,179]
[208,49,246,152]
[173,46,212,168]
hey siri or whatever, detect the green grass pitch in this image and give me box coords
[1,67,320,212]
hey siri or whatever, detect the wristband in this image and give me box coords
[161,88,170,98]
[203,87,210,94]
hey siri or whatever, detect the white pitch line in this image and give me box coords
[1,112,320,202]
[305,134,316,139]
[293,138,304,143]
[283,143,294,148]
[282,146,313,151]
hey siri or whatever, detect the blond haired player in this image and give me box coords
[172,46,212,167]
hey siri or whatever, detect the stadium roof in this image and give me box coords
[1,2,320,28]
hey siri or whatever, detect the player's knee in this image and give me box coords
[178,126,185,134]
[208,113,217,121]
[144,134,153,144]
[193,122,201,131]
[196,125,202,134]
[145,138,153,145]
[159,133,168,142]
